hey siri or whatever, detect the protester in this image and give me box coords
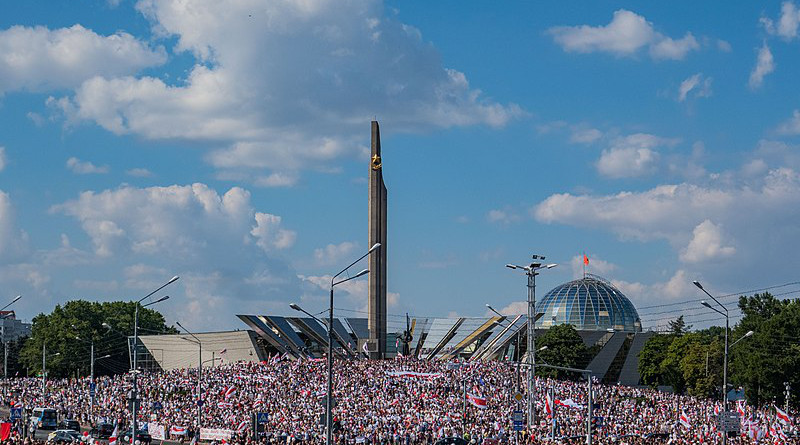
[2,356,796,444]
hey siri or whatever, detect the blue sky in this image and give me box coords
[2,0,800,332]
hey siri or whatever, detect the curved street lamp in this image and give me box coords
[291,242,380,445]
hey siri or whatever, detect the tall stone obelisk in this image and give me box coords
[368,121,387,359]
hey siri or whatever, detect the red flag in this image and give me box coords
[583,254,589,266]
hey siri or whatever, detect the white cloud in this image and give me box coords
[762,1,800,40]
[548,10,699,60]
[496,301,528,315]
[51,183,294,257]
[0,147,6,171]
[126,168,153,177]
[679,219,735,263]
[776,109,800,135]
[569,127,603,144]
[678,73,712,102]
[612,269,696,308]
[0,24,165,94]
[649,33,699,60]
[596,133,677,178]
[533,168,800,289]
[313,241,358,266]
[251,212,296,252]
[51,0,521,180]
[487,208,520,225]
[749,43,775,89]
[44,183,303,330]
[66,157,109,174]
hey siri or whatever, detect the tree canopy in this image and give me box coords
[638,292,800,408]
[19,299,176,379]
[535,324,590,380]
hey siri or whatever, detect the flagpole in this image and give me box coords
[462,380,467,435]
[551,385,556,441]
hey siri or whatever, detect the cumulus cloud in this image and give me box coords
[548,10,699,60]
[66,157,109,174]
[44,183,303,329]
[0,24,165,94]
[596,133,677,178]
[533,168,800,293]
[679,219,736,263]
[49,0,521,181]
[749,43,775,89]
[569,127,603,144]
[776,109,800,135]
[51,183,295,258]
[678,73,712,102]
[761,1,800,40]
[612,269,697,309]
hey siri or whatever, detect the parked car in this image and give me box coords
[120,429,151,445]
[90,423,115,440]
[59,420,81,431]
[47,429,82,444]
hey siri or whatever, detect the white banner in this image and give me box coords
[170,426,187,436]
[200,428,233,441]
[148,424,165,441]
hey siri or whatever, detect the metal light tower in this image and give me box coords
[507,256,557,429]
[177,321,203,430]
[131,276,178,444]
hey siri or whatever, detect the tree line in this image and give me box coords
[638,292,799,408]
[5,299,175,379]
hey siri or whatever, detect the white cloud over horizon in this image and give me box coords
[0,24,165,94]
[749,43,775,89]
[47,0,521,183]
[548,10,700,60]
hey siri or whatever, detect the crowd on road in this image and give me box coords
[0,357,797,444]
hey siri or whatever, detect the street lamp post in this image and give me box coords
[507,257,557,428]
[42,344,60,393]
[177,321,203,431]
[1,295,21,378]
[131,276,178,444]
[291,242,380,445]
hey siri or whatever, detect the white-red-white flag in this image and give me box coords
[465,393,487,409]
[680,410,691,429]
[224,385,237,399]
[109,425,118,445]
[775,405,792,424]
[545,393,553,418]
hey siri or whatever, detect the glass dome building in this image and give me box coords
[537,274,642,332]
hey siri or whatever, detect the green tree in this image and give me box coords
[728,293,800,408]
[19,300,176,378]
[536,324,590,380]
[638,334,672,388]
[668,315,692,335]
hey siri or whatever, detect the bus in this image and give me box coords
[30,407,59,431]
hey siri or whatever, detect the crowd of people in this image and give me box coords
[0,356,797,444]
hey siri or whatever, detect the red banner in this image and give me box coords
[1,423,12,441]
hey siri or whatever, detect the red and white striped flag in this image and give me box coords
[545,393,553,418]
[108,425,118,445]
[465,393,487,409]
[236,420,248,432]
[680,410,691,429]
[775,405,792,424]
[224,385,237,399]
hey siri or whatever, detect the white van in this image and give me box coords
[30,407,59,431]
